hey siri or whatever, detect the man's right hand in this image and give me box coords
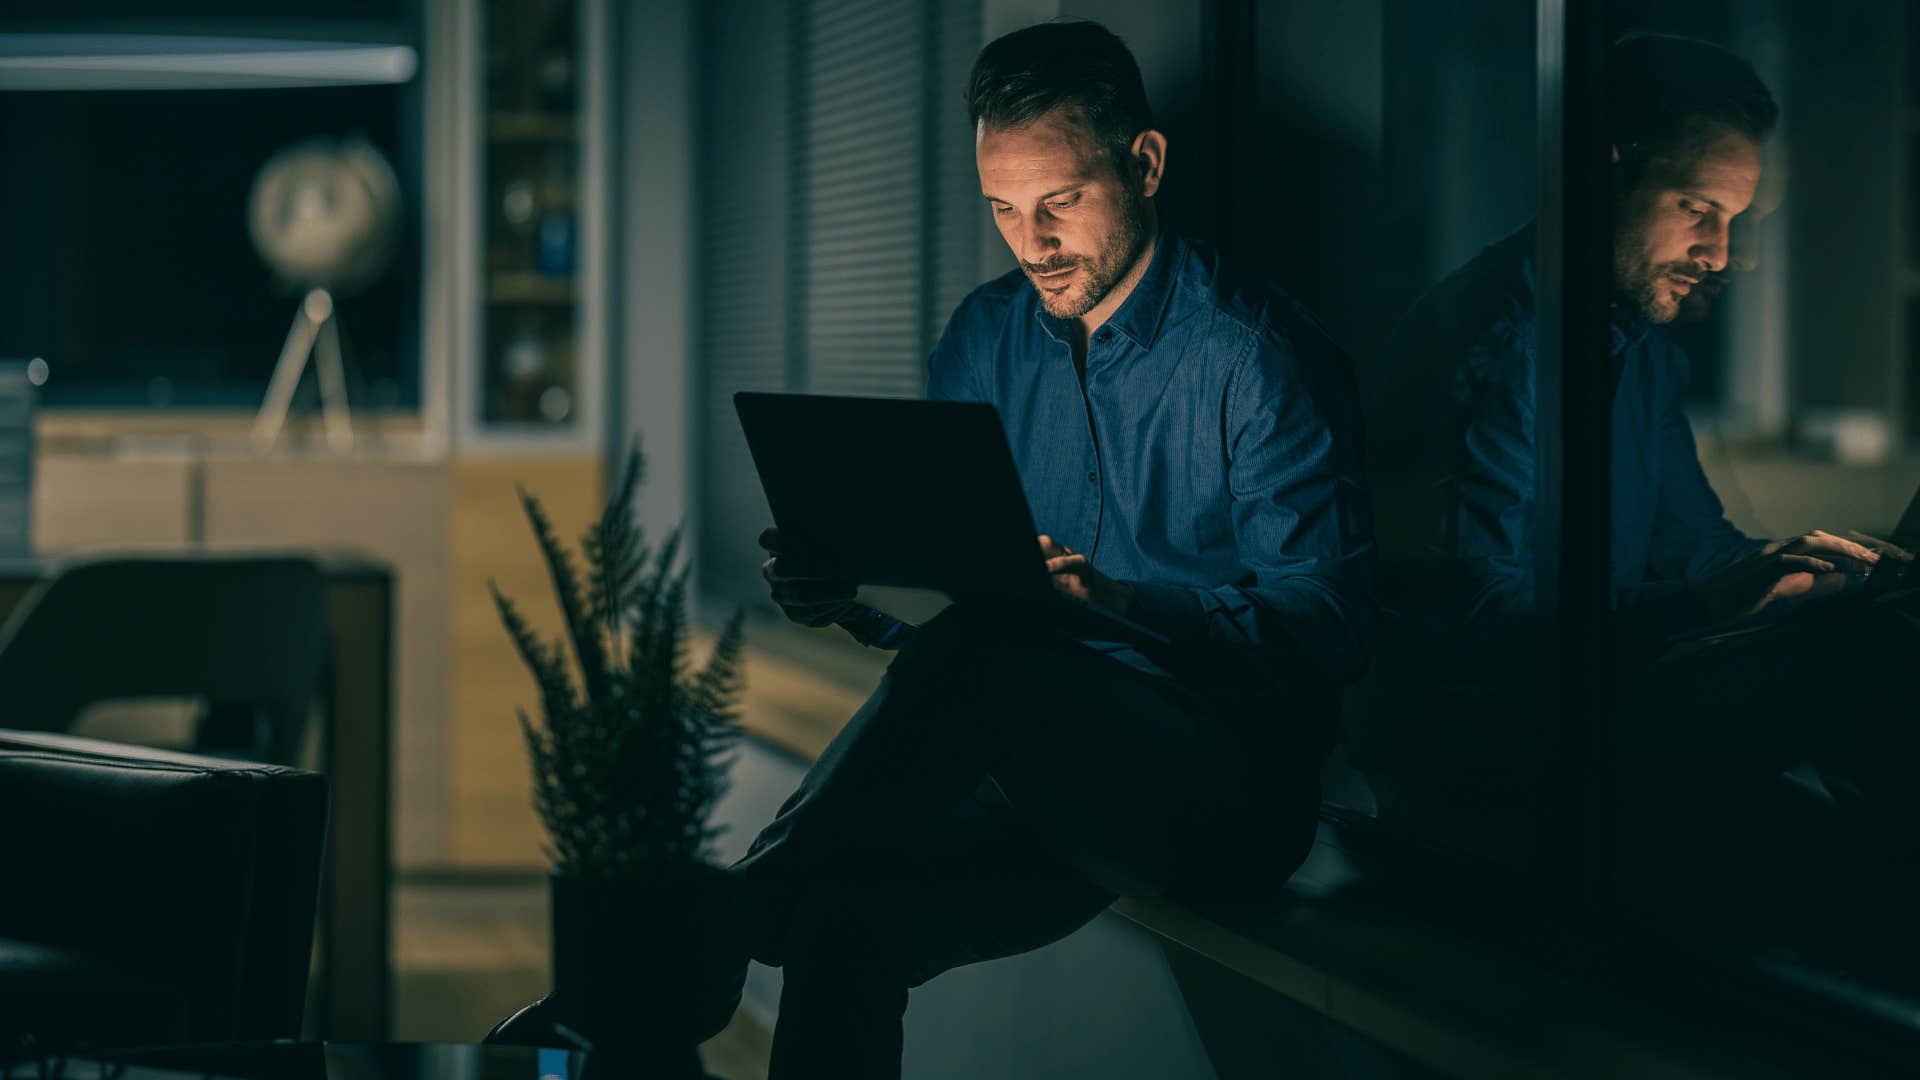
[1694,529,1875,623]
[760,527,860,628]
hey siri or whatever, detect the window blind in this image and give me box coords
[697,0,791,606]
[800,0,926,398]
[697,0,981,610]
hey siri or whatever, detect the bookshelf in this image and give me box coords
[457,0,608,448]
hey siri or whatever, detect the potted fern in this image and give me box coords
[489,445,745,1065]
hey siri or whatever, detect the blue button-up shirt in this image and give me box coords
[850,231,1377,687]
[1377,223,1762,627]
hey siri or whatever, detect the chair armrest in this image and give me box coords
[0,728,328,1042]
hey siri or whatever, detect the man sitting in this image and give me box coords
[1365,30,1916,940]
[735,19,1375,1077]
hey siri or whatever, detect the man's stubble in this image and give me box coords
[1031,180,1150,320]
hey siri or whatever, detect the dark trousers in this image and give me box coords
[731,604,1326,1079]
[1608,593,1920,945]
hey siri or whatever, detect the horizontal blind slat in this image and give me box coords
[801,0,924,401]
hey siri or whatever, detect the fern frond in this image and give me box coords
[630,524,684,666]
[688,609,746,723]
[492,583,583,724]
[517,485,611,706]
[585,444,646,634]
[498,445,747,878]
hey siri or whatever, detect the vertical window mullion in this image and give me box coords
[788,0,812,394]
[1536,0,1616,904]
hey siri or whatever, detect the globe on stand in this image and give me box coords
[247,136,399,453]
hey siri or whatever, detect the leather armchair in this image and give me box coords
[0,729,328,1055]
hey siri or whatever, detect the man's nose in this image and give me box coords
[1017,217,1060,264]
[1691,226,1730,274]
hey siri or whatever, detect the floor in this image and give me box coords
[392,872,772,1079]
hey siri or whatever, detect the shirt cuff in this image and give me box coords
[1124,580,1209,642]
[835,604,914,650]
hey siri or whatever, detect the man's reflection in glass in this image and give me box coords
[1384,33,1896,644]
[1372,31,1919,949]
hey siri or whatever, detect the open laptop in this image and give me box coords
[732,391,1170,648]
[1823,480,1920,598]
[1669,478,1920,646]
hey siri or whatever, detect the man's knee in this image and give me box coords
[890,603,1069,693]
[779,876,981,987]
[895,603,1004,662]
[776,877,918,980]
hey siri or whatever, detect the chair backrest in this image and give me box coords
[0,556,328,762]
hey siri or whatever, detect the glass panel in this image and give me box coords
[480,0,581,427]
[1312,0,1554,873]
[1598,1,1920,988]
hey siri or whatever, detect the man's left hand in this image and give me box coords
[1846,530,1916,569]
[1037,534,1134,615]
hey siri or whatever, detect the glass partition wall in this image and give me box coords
[1592,0,1920,1004]
[1341,0,1568,880]
[684,5,1920,994]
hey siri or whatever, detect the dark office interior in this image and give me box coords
[3,0,1919,1077]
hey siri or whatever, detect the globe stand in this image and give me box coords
[252,287,354,453]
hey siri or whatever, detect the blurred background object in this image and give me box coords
[0,26,419,412]
[478,0,583,430]
[249,135,402,451]
[0,362,38,557]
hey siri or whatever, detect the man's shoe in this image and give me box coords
[485,992,581,1048]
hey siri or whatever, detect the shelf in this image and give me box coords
[487,112,576,141]
[465,0,599,454]
[487,272,575,305]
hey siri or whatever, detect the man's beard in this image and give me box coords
[1023,186,1149,320]
[1612,249,1689,322]
[1612,222,1697,326]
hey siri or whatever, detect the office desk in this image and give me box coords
[0,552,393,1041]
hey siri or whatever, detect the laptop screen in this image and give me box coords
[1893,481,1920,545]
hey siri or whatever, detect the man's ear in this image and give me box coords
[1611,143,1621,164]
[1130,129,1168,198]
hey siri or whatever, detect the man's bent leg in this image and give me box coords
[729,604,1103,957]
[768,799,1116,1080]
[732,603,1326,961]
[750,610,1326,1076]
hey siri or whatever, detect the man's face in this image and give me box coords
[1673,162,1783,323]
[977,110,1152,320]
[1612,125,1762,324]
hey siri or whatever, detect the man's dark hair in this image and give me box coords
[1609,31,1777,175]
[965,19,1154,167]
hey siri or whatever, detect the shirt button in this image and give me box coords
[1087,470,1098,483]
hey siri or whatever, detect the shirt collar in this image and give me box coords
[1104,230,1181,347]
[1609,306,1651,355]
[1031,229,1182,349]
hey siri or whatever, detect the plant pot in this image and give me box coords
[549,865,732,1074]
